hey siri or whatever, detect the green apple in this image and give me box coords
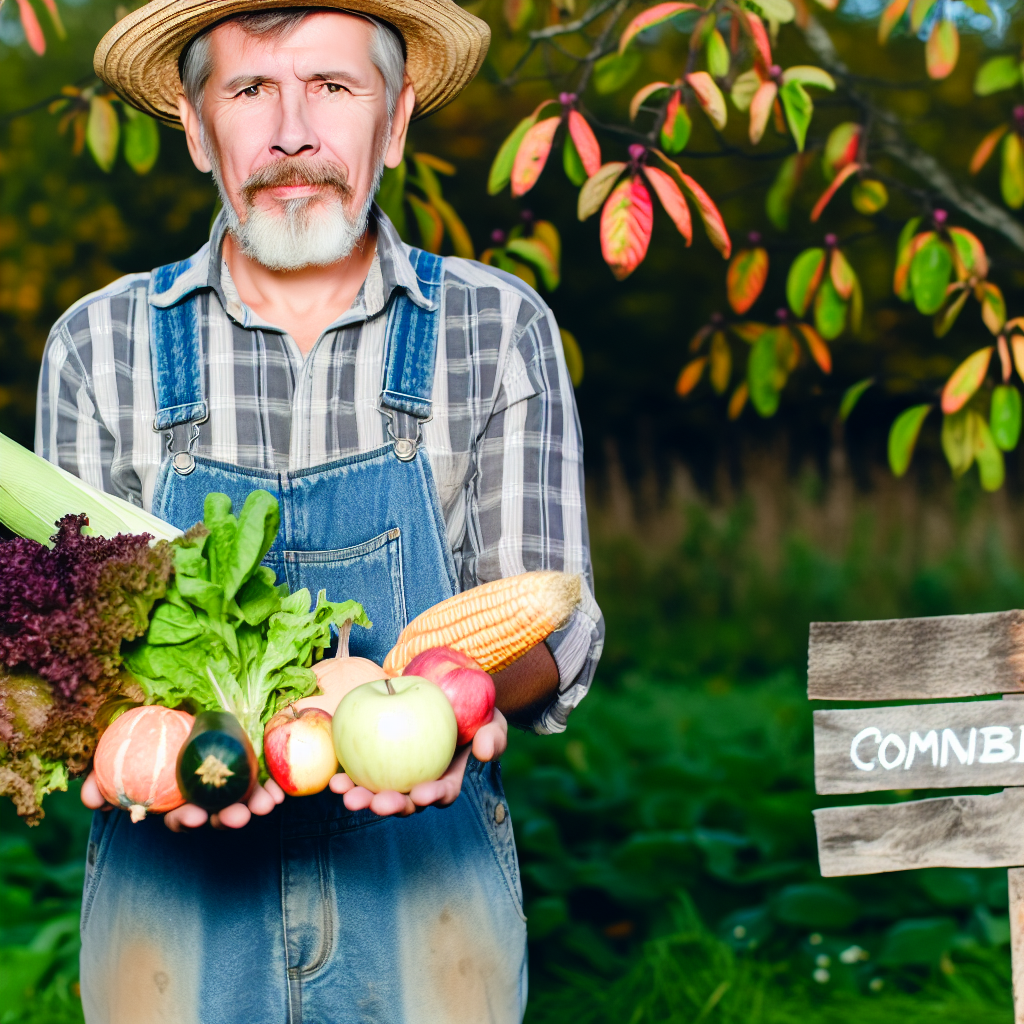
[332,676,457,793]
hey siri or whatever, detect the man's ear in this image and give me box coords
[178,94,213,174]
[384,79,416,169]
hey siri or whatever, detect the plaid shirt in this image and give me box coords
[35,209,603,734]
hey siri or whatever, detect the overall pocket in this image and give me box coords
[284,528,406,666]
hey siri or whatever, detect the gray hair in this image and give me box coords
[180,8,406,122]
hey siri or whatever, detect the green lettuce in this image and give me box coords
[124,490,369,759]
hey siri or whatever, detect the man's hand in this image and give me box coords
[328,709,508,817]
[80,771,286,831]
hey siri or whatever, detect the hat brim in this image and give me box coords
[94,0,490,126]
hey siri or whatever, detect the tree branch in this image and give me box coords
[528,0,625,40]
[799,15,1024,251]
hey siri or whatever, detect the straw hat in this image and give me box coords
[94,0,490,126]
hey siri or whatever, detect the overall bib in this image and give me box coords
[79,249,528,1024]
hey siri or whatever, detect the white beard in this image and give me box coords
[209,153,383,272]
[216,183,375,271]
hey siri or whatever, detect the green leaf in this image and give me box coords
[146,602,202,645]
[766,153,804,231]
[706,29,730,78]
[910,239,953,315]
[1001,132,1024,209]
[910,0,939,32]
[786,247,826,318]
[839,377,874,422]
[941,408,975,476]
[563,132,587,186]
[975,54,1021,95]
[747,328,790,417]
[889,404,932,477]
[122,111,159,175]
[87,96,120,173]
[376,160,408,238]
[594,49,642,95]
[780,66,835,91]
[990,384,1022,450]
[779,80,813,152]
[750,0,795,23]
[774,884,859,930]
[507,237,560,290]
[488,114,536,195]
[941,346,992,413]
[813,276,847,340]
[660,94,692,153]
[972,412,1005,490]
[851,179,888,214]
[879,918,957,966]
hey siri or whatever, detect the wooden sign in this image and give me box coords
[809,612,1024,1021]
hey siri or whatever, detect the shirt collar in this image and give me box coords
[147,205,437,324]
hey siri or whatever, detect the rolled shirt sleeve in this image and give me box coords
[460,291,604,734]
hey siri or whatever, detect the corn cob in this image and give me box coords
[383,570,581,675]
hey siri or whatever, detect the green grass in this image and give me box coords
[3,494,1024,1022]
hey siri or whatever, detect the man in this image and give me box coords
[37,2,602,1021]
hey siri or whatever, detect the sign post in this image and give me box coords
[809,611,1024,1021]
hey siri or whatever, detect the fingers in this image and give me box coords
[471,710,509,763]
[246,783,279,817]
[164,803,209,832]
[262,777,286,805]
[80,773,112,811]
[211,802,252,829]
[329,772,355,795]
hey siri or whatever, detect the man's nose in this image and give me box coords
[270,85,318,156]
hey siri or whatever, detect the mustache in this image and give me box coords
[239,159,354,207]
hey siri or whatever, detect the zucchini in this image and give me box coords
[176,711,258,811]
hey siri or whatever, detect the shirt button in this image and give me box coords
[494,803,506,824]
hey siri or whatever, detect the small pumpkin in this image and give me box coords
[93,705,194,822]
[295,620,387,716]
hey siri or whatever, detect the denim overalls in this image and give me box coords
[79,248,528,1024]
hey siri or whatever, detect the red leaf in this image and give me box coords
[926,19,959,81]
[676,357,707,395]
[16,0,46,55]
[749,82,778,145]
[643,165,692,244]
[743,11,772,70]
[971,124,1009,175]
[655,153,731,257]
[879,0,911,43]
[942,347,993,413]
[511,116,560,198]
[795,323,832,373]
[686,72,727,130]
[948,226,989,279]
[630,81,672,121]
[727,248,769,315]
[728,382,749,419]
[620,2,700,53]
[600,175,654,280]
[810,162,860,222]
[567,111,601,177]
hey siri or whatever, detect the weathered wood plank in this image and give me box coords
[814,788,1024,876]
[814,701,1024,793]
[807,610,1024,700]
[1010,868,1024,1024]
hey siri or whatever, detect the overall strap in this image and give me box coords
[148,258,208,474]
[380,247,444,426]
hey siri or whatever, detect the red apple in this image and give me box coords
[404,646,496,745]
[264,706,339,797]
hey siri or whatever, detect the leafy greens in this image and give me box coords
[124,490,369,759]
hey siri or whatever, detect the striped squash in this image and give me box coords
[94,706,194,822]
[383,571,581,675]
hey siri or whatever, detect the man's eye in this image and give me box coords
[242,85,260,96]
[325,83,345,94]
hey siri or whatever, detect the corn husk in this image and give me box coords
[0,432,181,545]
